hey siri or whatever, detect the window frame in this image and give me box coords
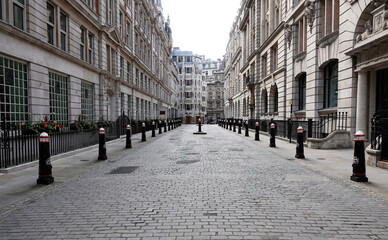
[59,11,68,52]
[298,74,306,111]
[80,27,86,61]
[13,0,25,30]
[47,2,56,45]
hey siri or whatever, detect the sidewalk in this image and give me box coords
[1,125,387,215]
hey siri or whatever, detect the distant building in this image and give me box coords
[172,47,204,124]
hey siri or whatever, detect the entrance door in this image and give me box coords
[185,116,191,124]
[376,69,388,111]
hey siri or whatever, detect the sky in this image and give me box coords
[161,0,241,61]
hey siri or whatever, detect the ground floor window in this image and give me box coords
[0,56,28,125]
[298,74,306,110]
[81,81,93,122]
[324,60,338,108]
[49,72,68,124]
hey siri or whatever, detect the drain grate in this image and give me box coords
[176,160,200,164]
[110,166,139,174]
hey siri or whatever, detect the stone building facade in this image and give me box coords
[0,0,177,126]
[225,0,388,150]
[172,47,204,124]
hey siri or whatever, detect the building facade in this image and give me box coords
[172,47,204,124]
[0,0,177,127]
[225,0,388,164]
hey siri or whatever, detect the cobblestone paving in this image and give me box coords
[1,125,388,240]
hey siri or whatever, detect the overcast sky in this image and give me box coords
[162,0,241,60]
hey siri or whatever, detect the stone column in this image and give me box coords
[356,71,368,138]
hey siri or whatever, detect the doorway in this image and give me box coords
[376,68,388,112]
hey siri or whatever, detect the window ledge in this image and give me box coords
[294,51,306,62]
[294,110,306,119]
[318,108,337,115]
[317,30,339,48]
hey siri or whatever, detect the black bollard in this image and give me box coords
[141,122,146,142]
[37,132,54,185]
[295,126,305,158]
[168,120,171,131]
[245,121,249,137]
[198,118,202,132]
[126,125,132,148]
[255,122,260,141]
[229,120,232,131]
[238,120,242,134]
[233,120,236,132]
[159,120,162,134]
[164,120,167,132]
[351,131,368,182]
[269,123,276,147]
[152,121,156,137]
[98,128,107,160]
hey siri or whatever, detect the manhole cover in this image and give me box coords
[110,166,139,174]
[176,160,200,164]
[80,159,89,162]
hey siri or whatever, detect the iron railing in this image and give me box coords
[0,116,181,168]
[224,112,347,142]
[371,111,388,161]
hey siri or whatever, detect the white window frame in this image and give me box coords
[88,32,94,64]
[47,2,56,45]
[12,0,26,30]
[80,27,86,60]
[107,0,113,25]
[59,11,68,51]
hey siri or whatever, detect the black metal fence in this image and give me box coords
[371,111,388,161]
[0,116,181,169]
[223,112,348,143]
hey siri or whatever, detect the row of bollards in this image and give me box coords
[219,119,368,183]
[37,119,182,185]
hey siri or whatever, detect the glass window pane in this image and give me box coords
[61,33,66,51]
[47,3,54,23]
[13,4,24,30]
[60,13,67,31]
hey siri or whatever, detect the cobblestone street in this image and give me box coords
[1,125,388,240]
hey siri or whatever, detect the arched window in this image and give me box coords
[324,60,338,108]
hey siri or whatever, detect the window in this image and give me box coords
[135,68,139,87]
[296,17,307,53]
[185,79,192,86]
[60,12,67,51]
[298,74,306,110]
[271,44,278,72]
[47,2,55,45]
[49,72,68,124]
[127,94,131,118]
[80,27,86,60]
[262,89,268,113]
[262,54,267,77]
[324,60,338,108]
[81,82,94,122]
[119,11,123,38]
[135,33,138,54]
[126,61,132,84]
[0,0,3,20]
[273,86,278,113]
[120,57,124,78]
[85,0,94,10]
[88,33,94,64]
[126,21,132,47]
[0,56,28,125]
[106,0,113,25]
[13,0,25,30]
[185,56,192,62]
[185,67,192,74]
[185,92,193,98]
[320,0,339,37]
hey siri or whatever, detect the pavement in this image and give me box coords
[0,124,387,239]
